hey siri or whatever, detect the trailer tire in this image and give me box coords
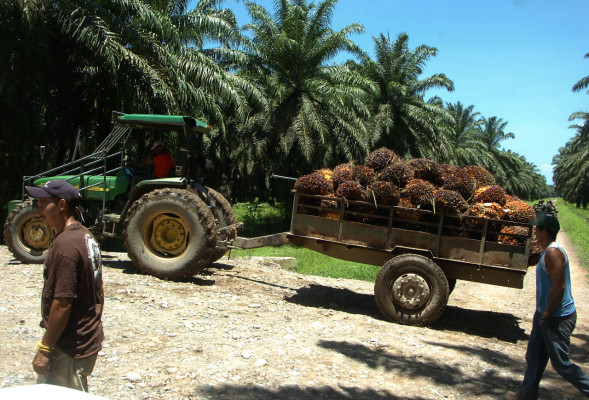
[124,189,217,279]
[374,254,449,326]
[4,202,53,264]
[204,187,236,263]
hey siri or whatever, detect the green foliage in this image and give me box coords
[348,33,454,158]
[0,0,256,222]
[439,102,547,199]
[0,0,552,222]
[223,0,373,201]
[232,201,290,237]
[553,113,589,207]
[553,200,589,273]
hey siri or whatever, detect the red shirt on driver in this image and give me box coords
[152,151,174,178]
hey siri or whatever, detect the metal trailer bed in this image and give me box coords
[235,191,534,326]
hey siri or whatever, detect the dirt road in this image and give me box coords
[1,232,588,399]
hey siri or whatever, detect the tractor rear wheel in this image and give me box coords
[374,254,449,326]
[205,187,236,263]
[3,202,53,264]
[124,189,216,279]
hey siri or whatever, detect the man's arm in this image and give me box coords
[33,297,72,375]
[542,247,566,318]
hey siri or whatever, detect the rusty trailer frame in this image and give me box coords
[237,192,533,289]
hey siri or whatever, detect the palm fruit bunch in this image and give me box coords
[464,165,496,189]
[336,181,367,200]
[404,179,435,208]
[365,147,398,172]
[408,158,444,187]
[352,164,376,186]
[332,163,354,191]
[503,200,536,223]
[377,161,414,188]
[433,189,468,213]
[498,226,529,246]
[398,197,413,208]
[474,185,507,206]
[443,168,476,202]
[316,168,333,182]
[364,181,400,205]
[293,146,536,245]
[465,202,505,231]
[319,193,340,219]
[440,164,460,181]
[294,170,333,195]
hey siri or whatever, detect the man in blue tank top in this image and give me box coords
[507,215,589,399]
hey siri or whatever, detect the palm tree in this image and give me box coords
[439,102,492,166]
[238,0,373,174]
[476,116,515,182]
[499,152,547,199]
[553,112,589,207]
[572,52,589,94]
[0,0,256,214]
[472,116,545,198]
[348,32,454,158]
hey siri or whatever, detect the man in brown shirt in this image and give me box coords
[26,180,104,392]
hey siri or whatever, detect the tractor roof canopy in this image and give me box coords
[112,112,210,135]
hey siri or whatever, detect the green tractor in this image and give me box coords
[3,112,236,279]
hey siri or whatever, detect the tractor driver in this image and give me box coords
[126,140,175,187]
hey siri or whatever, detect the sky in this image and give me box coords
[223,0,589,183]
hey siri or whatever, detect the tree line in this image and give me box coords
[1,0,567,222]
[553,52,589,208]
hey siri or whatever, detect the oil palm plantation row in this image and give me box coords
[553,112,589,208]
[552,52,589,208]
[0,0,547,215]
[439,104,545,199]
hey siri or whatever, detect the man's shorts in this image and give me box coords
[36,348,98,392]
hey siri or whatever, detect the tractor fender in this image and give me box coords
[120,178,188,222]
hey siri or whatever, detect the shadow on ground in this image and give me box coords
[284,284,382,318]
[432,305,528,343]
[284,284,529,342]
[316,339,571,399]
[571,332,589,364]
[101,257,236,286]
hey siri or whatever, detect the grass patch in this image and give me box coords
[230,245,380,282]
[232,201,380,282]
[553,200,589,272]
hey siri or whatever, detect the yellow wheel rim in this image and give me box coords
[147,213,190,256]
[21,217,53,250]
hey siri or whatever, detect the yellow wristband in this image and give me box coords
[35,341,54,354]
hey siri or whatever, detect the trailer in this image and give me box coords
[234,191,534,326]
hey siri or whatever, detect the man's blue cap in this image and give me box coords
[25,180,82,205]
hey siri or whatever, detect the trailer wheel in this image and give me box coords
[4,202,53,264]
[374,254,449,326]
[204,187,236,263]
[124,189,216,279]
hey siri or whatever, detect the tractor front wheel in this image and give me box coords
[124,189,217,279]
[3,202,53,264]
